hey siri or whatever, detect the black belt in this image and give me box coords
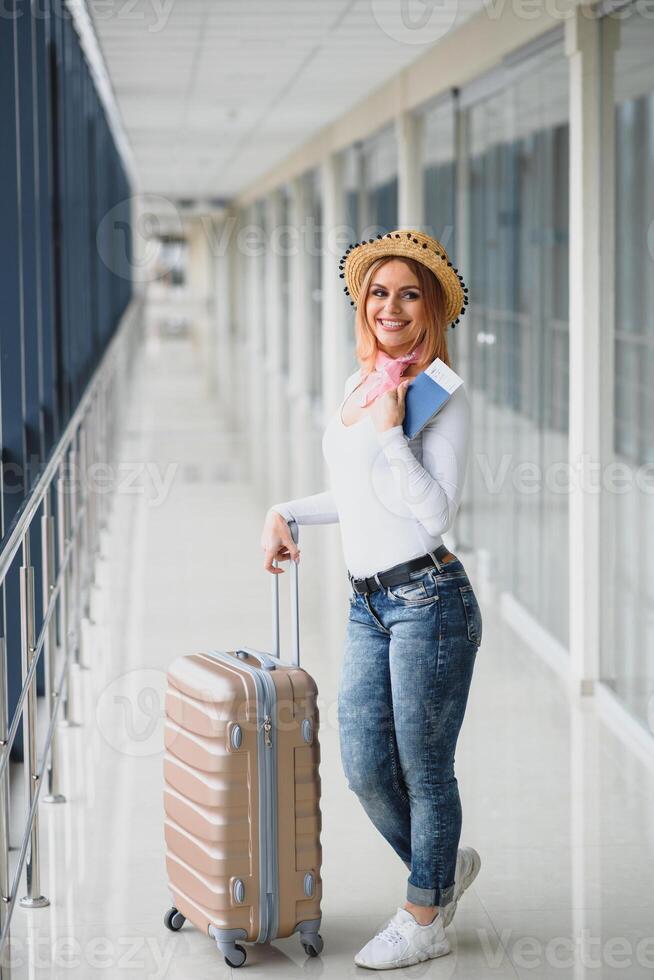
[348,545,457,596]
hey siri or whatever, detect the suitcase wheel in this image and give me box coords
[224,943,247,968]
[164,907,186,932]
[301,933,323,958]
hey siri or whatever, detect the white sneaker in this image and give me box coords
[353,907,450,970]
[440,846,481,927]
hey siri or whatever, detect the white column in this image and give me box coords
[264,192,284,376]
[229,209,249,435]
[186,217,212,388]
[396,111,423,229]
[289,177,311,409]
[598,17,621,692]
[245,204,267,491]
[565,8,618,694]
[263,192,288,504]
[210,212,234,417]
[454,105,472,384]
[320,152,350,424]
[320,152,351,595]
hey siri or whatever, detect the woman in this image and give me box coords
[260,229,482,970]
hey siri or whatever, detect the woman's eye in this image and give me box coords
[373,290,419,299]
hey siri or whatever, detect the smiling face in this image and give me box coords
[364,259,426,358]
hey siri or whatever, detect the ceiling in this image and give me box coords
[88,0,483,204]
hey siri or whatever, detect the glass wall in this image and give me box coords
[362,124,398,235]
[254,199,267,360]
[0,0,133,757]
[600,10,654,730]
[460,41,570,646]
[303,168,323,409]
[279,185,292,379]
[421,94,457,253]
[417,93,461,370]
[341,145,363,367]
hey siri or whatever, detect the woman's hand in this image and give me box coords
[261,509,301,574]
[371,379,411,433]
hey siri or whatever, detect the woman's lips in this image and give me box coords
[377,318,410,331]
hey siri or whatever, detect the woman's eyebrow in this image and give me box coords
[371,283,420,290]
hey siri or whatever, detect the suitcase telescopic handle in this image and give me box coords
[271,519,300,667]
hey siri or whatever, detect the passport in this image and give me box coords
[402,358,463,440]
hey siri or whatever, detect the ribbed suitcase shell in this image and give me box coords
[164,646,323,958]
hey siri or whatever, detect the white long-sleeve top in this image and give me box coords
[271,367,471,579]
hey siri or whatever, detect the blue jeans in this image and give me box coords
[337,555,482,907]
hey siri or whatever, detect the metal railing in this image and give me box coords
[0,297,143,973]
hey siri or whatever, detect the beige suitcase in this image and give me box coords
[163,521,323,967]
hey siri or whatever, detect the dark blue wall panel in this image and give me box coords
[0,0,133,759]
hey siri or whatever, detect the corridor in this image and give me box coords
[4,327,654,978]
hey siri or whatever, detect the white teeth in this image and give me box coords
[379,319,407,328]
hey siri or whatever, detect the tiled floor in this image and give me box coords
[4,330,654,977]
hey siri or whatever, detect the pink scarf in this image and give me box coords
[358,340,426,408]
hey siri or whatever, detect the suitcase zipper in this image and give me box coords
[258,668,279,942]
[207,651,279,944]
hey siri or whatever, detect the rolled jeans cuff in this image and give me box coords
[406,879,455,907]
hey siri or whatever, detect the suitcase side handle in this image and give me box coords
[235,647,277,670]
[271,518,299,667]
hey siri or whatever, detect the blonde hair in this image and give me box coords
[354,256,451,376]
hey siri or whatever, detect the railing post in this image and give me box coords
[68,442,79,668]
[87,395,99,568]
[18,533,49,909]
[79,419,93,622]
[68,440,87,671]
[0,636,11,977]
[57,458,79,729]
[41,489,66,806]
[98,379,108,536]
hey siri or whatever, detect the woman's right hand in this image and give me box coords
[261,509,301,574]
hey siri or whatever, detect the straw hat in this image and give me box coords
[338,228,469,328]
